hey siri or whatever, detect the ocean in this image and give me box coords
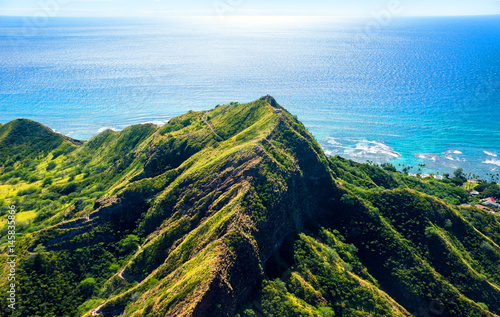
[0,15,499,179]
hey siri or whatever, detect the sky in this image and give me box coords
[0,0,499,17]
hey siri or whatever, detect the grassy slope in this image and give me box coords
[0,98,499,317]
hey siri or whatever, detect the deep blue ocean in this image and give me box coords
[0,15,499,178]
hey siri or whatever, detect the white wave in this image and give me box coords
[483,158,500,167]
[415,153,439,161]
[343,140,401,159]
[453,150,463,154]
[484,151,498,157]
[443,153,467,162]
[322,138,400,163]
[141,120,166,126]
[326,138,342,146]
[97,127,121,133]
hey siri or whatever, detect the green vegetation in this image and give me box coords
[1,97,499,317]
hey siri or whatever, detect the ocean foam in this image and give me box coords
[326,138,342,146]
[483,158,500,167]
[416,153,439,161]
[322,137,401,163]
[141,120,166,126]
[97,127,121,133]
[343,140,401,160]
[484,151,498,157]
[441,149,467,162]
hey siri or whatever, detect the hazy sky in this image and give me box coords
[0,0,499,17]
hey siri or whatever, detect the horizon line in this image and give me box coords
[1,13,500,18]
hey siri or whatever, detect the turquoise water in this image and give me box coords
[0,15,499,178]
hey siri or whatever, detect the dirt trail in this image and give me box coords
[202,111,222,140]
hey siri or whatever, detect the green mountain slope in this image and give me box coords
[0,97,499,317]
[0,119,82,162]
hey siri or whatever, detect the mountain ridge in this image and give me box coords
[0,97,499,317]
